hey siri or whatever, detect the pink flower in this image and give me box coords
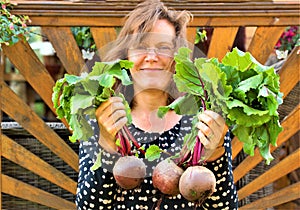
[2,4,6,10]
[22,22,27,28]
[9,23,14,30]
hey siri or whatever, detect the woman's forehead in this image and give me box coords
[135,33,175,45]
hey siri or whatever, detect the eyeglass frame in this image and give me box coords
[127,44,175,58]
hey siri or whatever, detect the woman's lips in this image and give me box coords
[140,68,163,71]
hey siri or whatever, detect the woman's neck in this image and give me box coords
[130,90,181,133]
[131,90,169,112]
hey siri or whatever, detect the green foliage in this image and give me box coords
[159,47,283,164]
[71,26,96,51]
[0,0,31,47]
[194,28,207,44]
[52,59,134,142]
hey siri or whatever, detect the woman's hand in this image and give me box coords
[95,96,128,153]
[196,110,228,161]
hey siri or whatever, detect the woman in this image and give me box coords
[76,0,238,209]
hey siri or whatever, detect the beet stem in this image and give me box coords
[116,132,125,156]
[192,137,200,165]
[123,126,146,155]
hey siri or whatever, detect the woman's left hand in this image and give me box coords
[196,110,228,160]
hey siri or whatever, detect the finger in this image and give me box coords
[106,116,128,136]
[101,109,127,135]
[96,96,124,116]
[96,100,126,124]
[198,112,215,128]
[198,113,220,139]
[197,130,210,149]
[203,110,226,128]
[196,121,214,139]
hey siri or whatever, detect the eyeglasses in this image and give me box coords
[128,45,175,57]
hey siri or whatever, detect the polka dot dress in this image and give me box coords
[76,115,238,210]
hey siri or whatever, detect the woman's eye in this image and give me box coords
[159,46,172,50]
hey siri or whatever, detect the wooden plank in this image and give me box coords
[3,73,25,82]
[232,136,243,160]
[25,16,299,27]
[0,53,2,210]
[207,27,239,60]
[12,2,300,18]
[0,51,4,210]
[247,26,286,64]
[2,134,77,194]
[11,1,299,10]
[90,27,118,59]
[233,104,300,183]
[238,148,300,200]
[2,41,55,114]
[91,27,117,50]
[278,47,300,99]
[42,26,88,75]
[0,80,79,172]
[239,182,300,209]
[1,174,76,209]
[186,27,198,46]
[2,41,70,129]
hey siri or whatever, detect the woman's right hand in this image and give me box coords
[95,96,128,153]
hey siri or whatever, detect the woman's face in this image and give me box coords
[128,19,176,94]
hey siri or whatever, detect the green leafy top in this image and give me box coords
[52,59,134,142]
[1,0,31,47]
[158,47,283,165]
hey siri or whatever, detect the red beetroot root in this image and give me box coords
[113,156,146,190]
[152,159,184,195]
[179,166,216,203]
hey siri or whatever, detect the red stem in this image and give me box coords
[116,132,125,156]
[122,126,146,155]
[192,137,200,165]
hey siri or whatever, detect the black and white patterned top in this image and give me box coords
[76,115,238,210]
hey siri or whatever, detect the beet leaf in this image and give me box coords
[52,59,134,143]
[159,47,283,165]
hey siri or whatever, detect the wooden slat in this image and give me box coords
[233,104,300,183]
[278,47,300,99]
[12,1,300,19]
[207,27,239,60]
[0,80,79,172]
[186,27,198,46]
[238,148,300,200]
[2,134,77,194]
[1,174,76,209]
[42,26,88,75]
[3,73,25,82]
[232,136,243,160]
[2,41,55,114]
[239,182,300,209]
[25,16,299,27]
[247,26,286,64]
[90,27,118,59]
[91,27,117,50]
[0,51,3,210]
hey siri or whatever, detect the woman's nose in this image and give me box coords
[145,49,158,62]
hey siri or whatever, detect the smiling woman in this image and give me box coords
[75,0,238,209]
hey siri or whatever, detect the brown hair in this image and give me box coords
[103,0,192,106]
[102,0,192,61]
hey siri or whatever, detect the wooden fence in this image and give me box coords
[1,0,299,209]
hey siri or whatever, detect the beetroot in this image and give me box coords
[152,159,184,195]
[113,156,146,190]
[179,165,216,203]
